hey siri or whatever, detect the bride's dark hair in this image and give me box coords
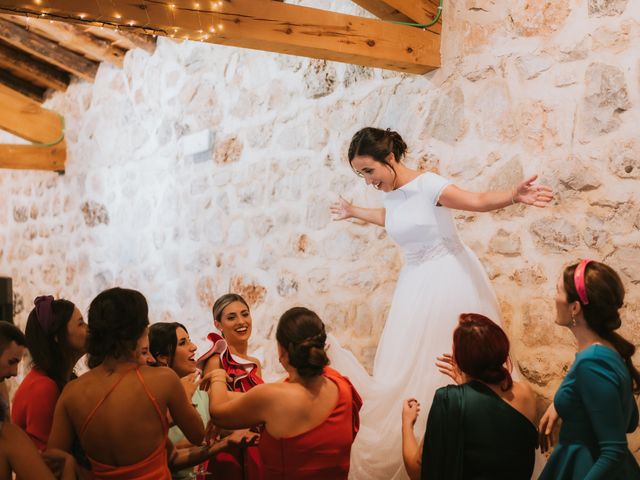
[348,127,407,166]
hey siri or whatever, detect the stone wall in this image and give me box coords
[0,0,639,453]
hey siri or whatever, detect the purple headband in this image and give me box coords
[34,295,55,333]
[573,259,593,305]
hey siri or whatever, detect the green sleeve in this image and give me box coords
[421,386,465,480]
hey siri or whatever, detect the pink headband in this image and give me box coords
[573,260,593,305]
[34,295,54,333]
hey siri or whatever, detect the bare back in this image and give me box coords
[53,364,203,466]
[262,376,339,438]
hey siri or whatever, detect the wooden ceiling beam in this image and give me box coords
[4,14,127,66]
[0,141,66,171]
[83,26,156,55]
[109,29,156,54]
[0,0,439,73]
[0,83,64,143]
[0,39,70,91]
[0,18,98,81]
[352,0,442,34]
[0,68,45,102]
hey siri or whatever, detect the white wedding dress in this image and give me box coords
[327,173,504,480]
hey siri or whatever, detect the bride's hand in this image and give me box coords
[330,196,354,221]
[514,175,554,207]
[436,353,463,384]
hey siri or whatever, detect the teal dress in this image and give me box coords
[540,345,640,480]
[421,381,537,479]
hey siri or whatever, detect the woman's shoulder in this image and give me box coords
[510,381,537,423]
[573,346,629,386]
[140,365,181,387]
[574,345,624,372]
[16,370,59,396]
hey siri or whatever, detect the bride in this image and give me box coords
[328,127,552,479]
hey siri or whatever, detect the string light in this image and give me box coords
[0,0,227,43]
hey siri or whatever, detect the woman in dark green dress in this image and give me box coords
[401,313,538,480]
[539,260,640,480]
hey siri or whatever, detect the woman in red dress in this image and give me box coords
[198,293,264,479]
[209,307,362,480]
[12,296,87,451]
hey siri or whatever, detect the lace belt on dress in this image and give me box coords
[403,238,465,265]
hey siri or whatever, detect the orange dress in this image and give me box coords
[79,367,171,480]
[258,367,362,480]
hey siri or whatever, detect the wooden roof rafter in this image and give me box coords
[352,0,443,35]
[0,83,66,171]
[0,5,156,170]
[0,0,441,74]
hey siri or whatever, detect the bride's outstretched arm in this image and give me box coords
[330,196,385,227]
[438,174,553,212]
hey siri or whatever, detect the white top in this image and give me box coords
[384,173,462,264]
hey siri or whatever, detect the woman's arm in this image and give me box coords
[438,175,553,212]
[401,399,422,480]
[164,370,205,446]
[576,358,631,480]
[167,430,259,471]
[209,370,270,430]
[4,423,60,480]
[330,196,385,227]
[46,393,75,452]
[20,379,60,450]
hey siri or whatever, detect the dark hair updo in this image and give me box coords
[148,322,188,368]
[87,287,149,369]
[348,127,408,167]
[276,307,329,379]
[563,261,640,393]
[453,313,513,391]
[25,298,76,389]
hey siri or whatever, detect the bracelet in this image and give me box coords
[511,187,517,205]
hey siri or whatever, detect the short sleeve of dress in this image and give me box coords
[418,173,451,206]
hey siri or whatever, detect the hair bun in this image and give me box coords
[288,334,329,377]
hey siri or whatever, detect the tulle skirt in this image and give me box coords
[328,246,518,480]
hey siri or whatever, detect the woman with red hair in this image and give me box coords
[401,313,537,480]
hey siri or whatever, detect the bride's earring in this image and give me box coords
[570,314,577,328]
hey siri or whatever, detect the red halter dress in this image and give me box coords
[79,367,171,480]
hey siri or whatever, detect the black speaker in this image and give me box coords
[0,278,13,324]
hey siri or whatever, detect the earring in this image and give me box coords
[571,315,577,328]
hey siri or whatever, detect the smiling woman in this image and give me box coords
[196,293,264,480]
[327,126,554,479]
